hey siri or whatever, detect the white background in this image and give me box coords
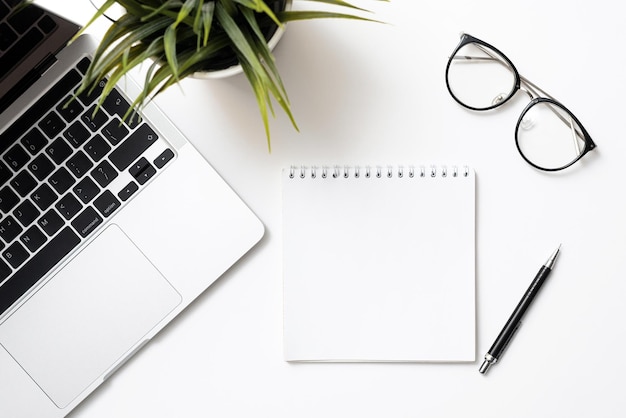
[36,1,626,417]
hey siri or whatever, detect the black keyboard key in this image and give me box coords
[0,22,17,52]
[30,184,57,211]
[0,216,22,243]
[118,181,138,202]
[102,118,129,146]
[57,96,84,122]
[76,78,106,106]
[3,144,29,171]
[45,138,73,164]
[10,170,37,197]
[13,200,40,227]
[66,151,93,178]
[135,164,156,185]
[20,128,47,155]
[81,105,108,132]
[38,209,64,236]
[56,193,82,220]
[91,160,118,187]
[73,177,100,204]
[71,206,102,238]
[0,27,43,80]
[76,57,91,74]
[0,162,11,186]
[126,114,142,129]
[37,14,57,34]
[102,89,130,119]
[63,120,90,147]
[39,111,66,138]
[28,154,55,181]
[0,186,19,213]
[7,4,43,34]
[84,134,111,162]
[0,227,81,316]
[154,149,175,169]
[94,190,120,218]
[3,242,28,269]
[102,89,140,127]
[48,167,75,194]
[129,157,149,177]
[0,3,9,20]
[20,225,46,252]
[109,124,158,170]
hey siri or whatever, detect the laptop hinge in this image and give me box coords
[34,53,58,77]
[0,53,58,114]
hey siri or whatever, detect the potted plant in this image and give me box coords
[75,0,386,150]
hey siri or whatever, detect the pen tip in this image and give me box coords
[545,246,560,269]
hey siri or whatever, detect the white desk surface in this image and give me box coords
[38,1,625,417]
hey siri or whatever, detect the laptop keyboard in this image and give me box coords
[0,57,176,316]
[0,0,58,79]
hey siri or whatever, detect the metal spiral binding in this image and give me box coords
[288,165,470,179]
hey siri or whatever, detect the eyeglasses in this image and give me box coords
[445,33,596,171]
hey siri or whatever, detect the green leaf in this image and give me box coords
[175,0,198,27]
[193,0,204,37]
[216,2,265,77]
[90,16,172,78]
[70,0,117,43]
[232,0,281,27]
[140,0,179,22]
[201,2,215,45]
[164,25,180,79]
[241,8,290,109]
[85,13,139,78]
[116,0,153,16]
[100,36,165,103]
[278,10,383,24]
[298,0,369,13]
[240,58,272,151]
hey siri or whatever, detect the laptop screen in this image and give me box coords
[0,1,79,113]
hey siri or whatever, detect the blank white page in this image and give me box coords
[283,165,475,362]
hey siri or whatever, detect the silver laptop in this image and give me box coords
[0,3,264,417]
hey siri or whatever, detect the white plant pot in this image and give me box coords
[191,0,292,79]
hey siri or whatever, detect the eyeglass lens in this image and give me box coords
[447,42,517,110]
[516,102,587,170]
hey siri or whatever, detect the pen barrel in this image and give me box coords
[488,266,551,359]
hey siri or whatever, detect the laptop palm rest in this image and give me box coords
[0,224,181,408]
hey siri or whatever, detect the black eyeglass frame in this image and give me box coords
[445,33,597,172]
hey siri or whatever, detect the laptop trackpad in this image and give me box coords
[0,225,181,408]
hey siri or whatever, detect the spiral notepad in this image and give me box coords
[282,165,476,362]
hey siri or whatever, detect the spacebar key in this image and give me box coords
[109,124,158,171]
[0,227,81,316]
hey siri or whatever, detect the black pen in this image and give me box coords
[479,245,561,374]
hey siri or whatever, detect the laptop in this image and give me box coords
[0,2,264,417]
